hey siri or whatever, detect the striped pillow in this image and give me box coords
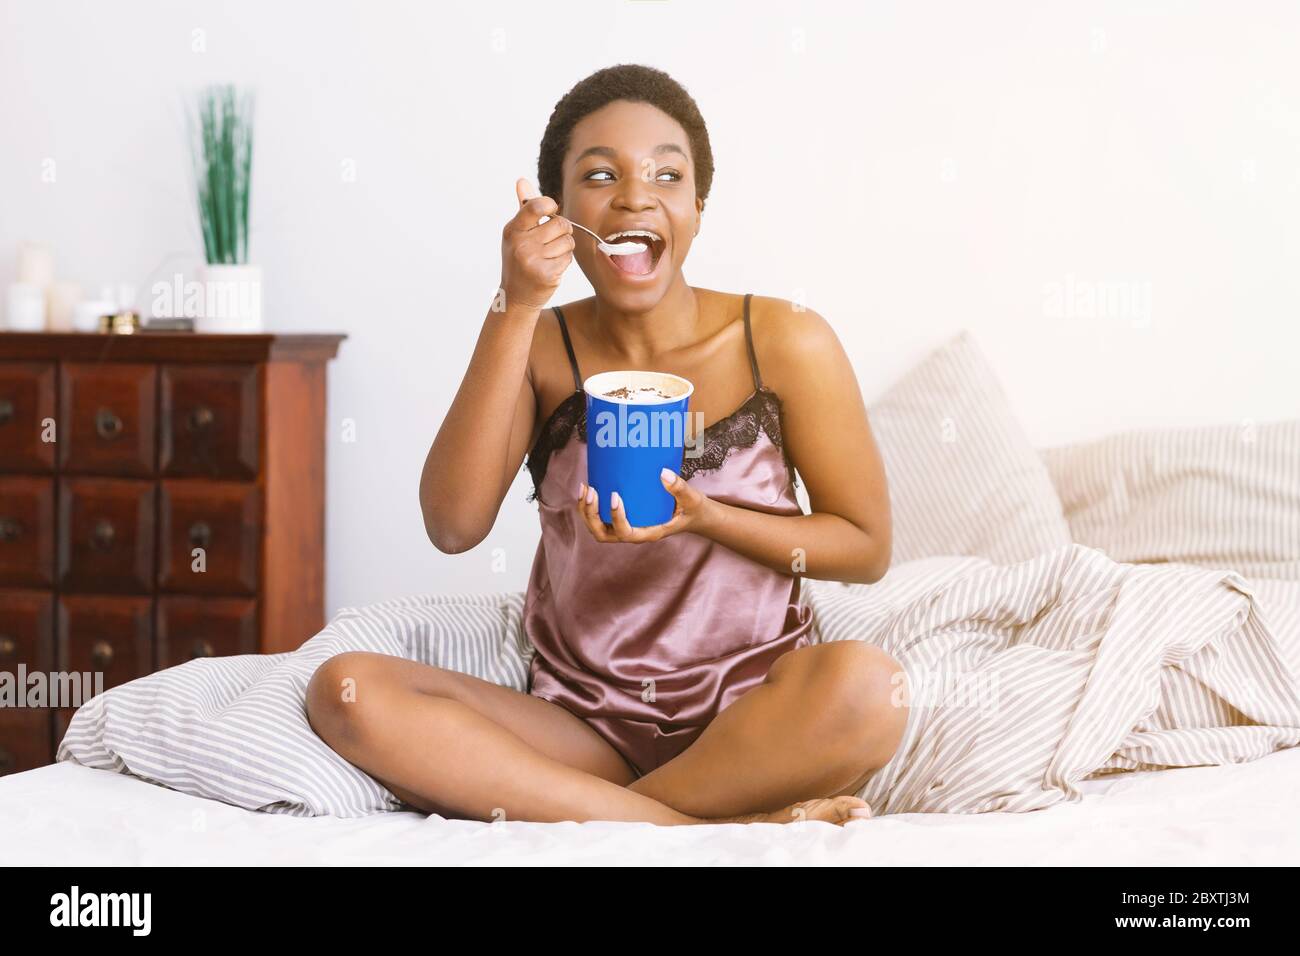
[1041,420,1300,581]
[57,592,533,817]
[867,330,1072,564]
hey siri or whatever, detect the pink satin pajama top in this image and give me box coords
[521,293,814,778]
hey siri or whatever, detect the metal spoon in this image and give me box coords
[569,220,648,256]
[519,177,647,255]
[539,214,648,256]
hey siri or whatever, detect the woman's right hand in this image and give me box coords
[500,177,574,312]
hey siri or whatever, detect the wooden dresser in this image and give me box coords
[0,332,345,775]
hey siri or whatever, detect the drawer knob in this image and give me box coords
[0,517,21,542]
[95,407,125,440]
[91,519,116,550]
[188,406,215,432]
[191,639,215,659]
[0,397,13,425]
[0,635,15,658]
[91,639,115,670]
[189,521,212,549]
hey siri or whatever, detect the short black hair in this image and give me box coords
[537,63,714,210]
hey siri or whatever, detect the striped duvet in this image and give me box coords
[56,543,1300,818]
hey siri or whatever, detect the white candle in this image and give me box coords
[47,280,81,331]
[6,283,47,331]
[16,241,55,288]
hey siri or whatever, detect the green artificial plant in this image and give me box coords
[188,84,255,265]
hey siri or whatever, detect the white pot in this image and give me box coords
[195,263,263,333]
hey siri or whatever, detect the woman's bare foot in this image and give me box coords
[706,795,873,826]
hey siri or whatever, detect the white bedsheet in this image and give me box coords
[3,749,1298,865]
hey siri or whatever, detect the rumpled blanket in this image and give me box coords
[57,544,1300,818]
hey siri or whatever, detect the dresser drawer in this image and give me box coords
[59,363,157,476]
[0,590,54,673]
[57,595,154,689]
[160,364,260,479]
[57,478,156,593]
[157,596,258,666]
[0,709,52,776]
[0,476,54,587]
[158,481,261,594]
[0,361,56,473]
[1,330,343,674]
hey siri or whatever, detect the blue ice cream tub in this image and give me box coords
[584,370,695,527]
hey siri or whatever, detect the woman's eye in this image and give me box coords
[583,169,681,183]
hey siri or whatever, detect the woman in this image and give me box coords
[307,64,901,826]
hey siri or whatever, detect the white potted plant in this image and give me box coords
[189,84,261,332]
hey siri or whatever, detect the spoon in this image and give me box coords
[568,220,649,256]
[537,214,648,256]
[519,176,647,256]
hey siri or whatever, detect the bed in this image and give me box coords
[5,746,1299,865]
[3,330,1297,865]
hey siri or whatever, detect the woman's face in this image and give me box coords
[560,99,703,312]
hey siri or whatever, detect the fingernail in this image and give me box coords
[660,467,676,484]
[586,486,596,505]
[848,807,873,819]
[611,491,622,510]
[577,482,586,501]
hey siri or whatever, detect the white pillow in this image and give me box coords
[867,331,1072,564]
[1041,419,1300,581]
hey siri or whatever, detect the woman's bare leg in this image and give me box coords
[305,651,870,826]
[628,641,908,819]
[306,652,695,824]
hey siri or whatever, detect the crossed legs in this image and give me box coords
[305,640,907,825]
[629,641,909,818]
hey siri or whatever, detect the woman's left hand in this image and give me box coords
[577,468,716,543]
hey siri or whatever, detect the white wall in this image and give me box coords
[3,0,1298,612]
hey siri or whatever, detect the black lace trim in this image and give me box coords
[525,391,585,503]
[524,385,799,503]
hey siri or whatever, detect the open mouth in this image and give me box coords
[602,229,666,278]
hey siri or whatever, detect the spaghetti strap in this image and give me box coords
[552,306,583,391]
[741,293,762,390]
